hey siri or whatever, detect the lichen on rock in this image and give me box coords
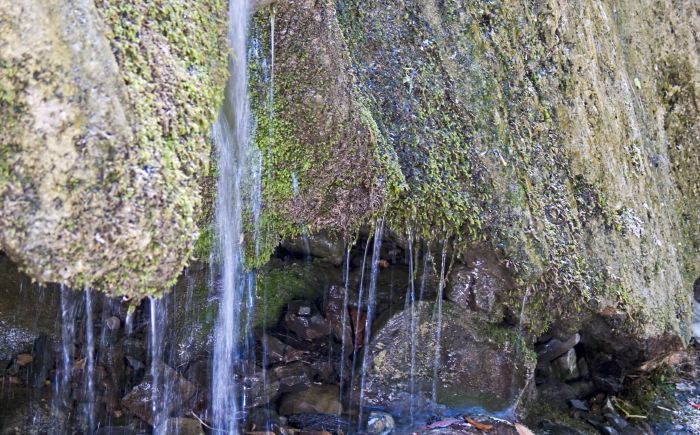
[0,0,228,298]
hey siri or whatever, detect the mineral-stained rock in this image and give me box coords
[361,301,535,413]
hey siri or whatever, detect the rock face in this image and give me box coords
[252,0,700,367]
[0,0,228,297]
[361,301,535,412]
[0,254,59,360]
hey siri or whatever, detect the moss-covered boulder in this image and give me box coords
[361,300,536,412]
[0,0,228,297]
[252,0,699,360]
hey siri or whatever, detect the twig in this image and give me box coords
[189,411,227,432]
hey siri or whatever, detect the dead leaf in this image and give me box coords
[16,353,32,366]
[464,417,493,431]
[515,423,536,435]
[378,259,390,269]
[424,417,462,429]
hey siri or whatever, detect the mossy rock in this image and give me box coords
[0,0,228,298]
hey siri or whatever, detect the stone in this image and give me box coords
[284,306,332,342]
[242,371,282,408]
[604,413,629,432]
[361,301,535,413]
[287,413,350,432]
[154,418,204,435]
[536,334,581,363]
[552,348,580,381]
[279,385,342,416]
[323,286,354,350]
[366,411,395,435]
[121,362,196,425]
[569,399,589,412]
[273,362,313,393]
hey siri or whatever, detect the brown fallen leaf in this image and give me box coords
[16,353,33,366]
[378,259,390,269]
[464,417,493,431]
[514,423,536,435]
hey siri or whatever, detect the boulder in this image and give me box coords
[0,0,229,297]
[279,385,342,416]
[361,301,535,413]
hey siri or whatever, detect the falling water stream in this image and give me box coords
[210,0,254,432]
[358,220,385,431]
[82,289,96,432]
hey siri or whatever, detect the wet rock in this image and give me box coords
[366,411,395,435]
[323,286,353,350]
[604,413,629,432]
[552,348,580,381]
[121,362,196,425]
[0,255,60,360]
[361,301,535,412]
[288,413,349,433]
[29,334,54,388]
[289,300,319,317]
[273,362,313,393]
[242,370,282,408]
[446,252,512,322]
[281,232,345,266]
[284,302,332,341]
[536,333,580,363]
[262,334,305,366]
[569,399,589,412]
[94,427,136,435]
[246,407,288,434]
[154,418,204,435]
[122,338,147,362]
[105,316,121,331]
[279,385,342,416]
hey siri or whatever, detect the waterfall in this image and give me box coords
[431,240,448,403]
[358,220,385,431]
[83,289,95,432]
[211,0,253,432]
[53,285,79,429]
[407,231,417,426]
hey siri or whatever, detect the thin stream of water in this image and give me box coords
[211,0,253,431]
[358,220,385,431]
[431,240,448,403]
[84,289,95,433]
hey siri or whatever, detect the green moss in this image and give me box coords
[253,260,334,328]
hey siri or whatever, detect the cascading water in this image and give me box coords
[406,231,417,426]
[53,285,80,428]
[83,289,96,432]
[211,0,254,432]
[431,240,448,404]
[357,220,385,431]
